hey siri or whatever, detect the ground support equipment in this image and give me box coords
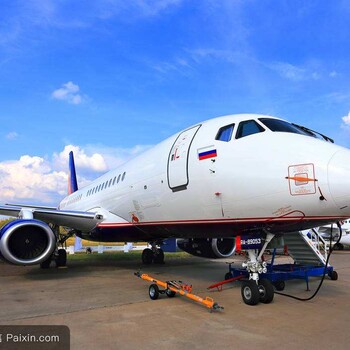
[208,249,338,294]
[135,272,223,312]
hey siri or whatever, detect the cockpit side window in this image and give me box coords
[216,124,235,142]
[259,118,309,136]
[236,120,265,139]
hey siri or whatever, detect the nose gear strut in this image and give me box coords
[241,233,275,305]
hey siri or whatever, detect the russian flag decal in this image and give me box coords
[198,146,217,160]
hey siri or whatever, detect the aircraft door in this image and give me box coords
[167,125,201,191]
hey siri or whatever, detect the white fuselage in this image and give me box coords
[58,114,350,241]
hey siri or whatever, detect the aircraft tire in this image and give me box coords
[241,280,260,306]
[149,284,160,300]
[55,249,67,267]
[165,289,176,298]
[142,248,154,264]
[40,257,52,269]
[153,249,164,264]
[273,280,285,291]
[258,279,274,303]
[334,243,344,250]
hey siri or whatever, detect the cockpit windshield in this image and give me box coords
[258,118,309,135]
[258,118,334,143]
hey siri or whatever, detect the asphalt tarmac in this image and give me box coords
[1,251,350,350]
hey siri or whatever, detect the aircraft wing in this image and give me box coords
[0,204,100,232]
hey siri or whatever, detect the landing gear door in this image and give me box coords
[167,125,201,192]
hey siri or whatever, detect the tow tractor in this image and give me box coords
[135,271,223,312]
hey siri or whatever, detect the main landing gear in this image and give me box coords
[40,227,73,269]
[40,248,67,269]
[241,233,275,306]
[142,243,165,265]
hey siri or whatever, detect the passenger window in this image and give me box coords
[236,120,265,139]
[122,172,126,181]
[117,174,121,183]
[216,124,235,142]
[109,179,112,187]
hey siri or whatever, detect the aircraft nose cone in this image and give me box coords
[328,150,350,210]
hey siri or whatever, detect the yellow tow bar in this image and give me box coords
[135,272,223,312]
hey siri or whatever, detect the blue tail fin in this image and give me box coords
[68,151,78,194]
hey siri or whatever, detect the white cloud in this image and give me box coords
[0,0,183,44]
[330,71,338,78]
[189,48,245,64]
[6,131,18,140]
[97,0,183,20]
[342,112,350,126]
[51,81,84,105]
[268,62,307,82]
[266,61,327,82]
[0,143,151,205]
[53,145,108,173]
[0,156,67,204]
[133,0,182,17]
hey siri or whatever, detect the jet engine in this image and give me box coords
[0,219,56,265]
[177,238,236,258]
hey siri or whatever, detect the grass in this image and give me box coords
[67,250,190,262]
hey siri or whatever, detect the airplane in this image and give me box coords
[1,113,350,305]
[317,220,350,249]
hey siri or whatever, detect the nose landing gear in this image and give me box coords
[240,233,275,305]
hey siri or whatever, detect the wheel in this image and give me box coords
[40,257,52,269]
[55,249,67,267]
[241,280,260,306]
[165,289,176,298]
[273,280,285,291]
[258,279,274,304]
[142,248,154,264]
[149,284,160,300]
[334,243,344,250]
[153,248,165,264]
[329,270,338,281]
[225,272,233,280]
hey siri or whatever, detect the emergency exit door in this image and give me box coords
[167,125,201,191]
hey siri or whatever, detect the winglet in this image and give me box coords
[68,151,78,194]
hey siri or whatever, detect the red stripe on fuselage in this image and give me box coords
[97,215,348,228]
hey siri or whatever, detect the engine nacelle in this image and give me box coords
[177,238,236,258]
[0,219,56,265]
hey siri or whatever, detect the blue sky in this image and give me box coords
[1,0,350,205]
